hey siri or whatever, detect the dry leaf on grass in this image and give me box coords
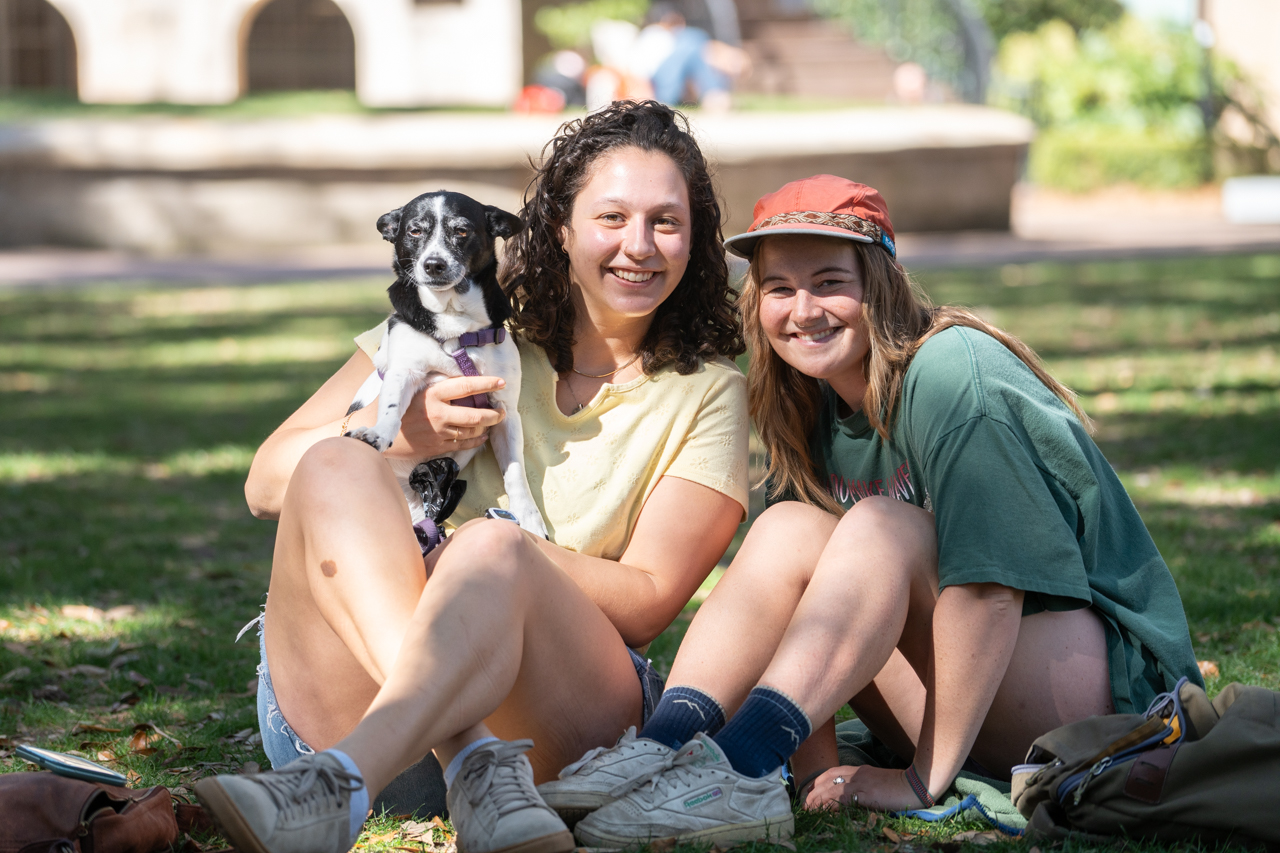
[1198,660,1220,678]
[61,605,105,623]
[648,838,678,853]
[110,653,140,670]
[129,722,183,755]
[104,605,137,622]
[72,722,122,735]
[949,830,1003,845]
[64,664,109,679]
[882,827,902,843]
[2,666,31,682]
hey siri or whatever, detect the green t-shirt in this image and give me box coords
[784,326,1201,713]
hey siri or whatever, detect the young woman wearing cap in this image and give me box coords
[544,175,1200,846]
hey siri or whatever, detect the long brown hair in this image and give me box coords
[742,239,1091,515]
[502,100,744,375]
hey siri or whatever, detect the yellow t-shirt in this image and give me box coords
[354,324,749,559]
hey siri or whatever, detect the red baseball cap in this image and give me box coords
[724,174,897,260]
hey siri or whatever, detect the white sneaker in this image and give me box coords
[446,739,576,853]
[536,727,674,824]
[573,733,794,848]
[195,752,362,853]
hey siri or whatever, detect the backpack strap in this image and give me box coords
[1122,742,1180,803]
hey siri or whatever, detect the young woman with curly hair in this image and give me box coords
[195,101,748,853]
[547,176,1200,848]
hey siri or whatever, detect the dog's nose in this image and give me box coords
[423,256,448,277]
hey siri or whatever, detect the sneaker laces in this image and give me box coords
[255,757,364,821]
[627,743,710,805]
[558,727,644,779]
[461,739,544,818]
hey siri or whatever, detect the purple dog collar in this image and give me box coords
[449,327,506,409]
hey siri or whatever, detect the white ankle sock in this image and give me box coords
[323,749,370,842]
[444,736,500,789]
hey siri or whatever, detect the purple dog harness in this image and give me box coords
[409,326,506,554]
[447,327,506,408]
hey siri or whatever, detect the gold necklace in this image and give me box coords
[565,373,588,415]
[572,352,641,379]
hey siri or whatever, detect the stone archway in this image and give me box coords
[0,0,77,93]
[244,0,355,92]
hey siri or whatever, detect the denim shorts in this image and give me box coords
[252,616,665,769]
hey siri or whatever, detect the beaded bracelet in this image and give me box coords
[905,764,936,807]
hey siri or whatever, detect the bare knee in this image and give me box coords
[835,496,937,570]
[282,438,386,513]
[726,500,838,585]
[432,518,534,590]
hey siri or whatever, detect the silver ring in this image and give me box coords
[834,776,845,785]
[854,793,860,804]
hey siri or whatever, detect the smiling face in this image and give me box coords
[559,147,692,331]
[756,234,871,407]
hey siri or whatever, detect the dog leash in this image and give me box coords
[447,327,506,408]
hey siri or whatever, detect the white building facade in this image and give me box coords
[4,0,522,107]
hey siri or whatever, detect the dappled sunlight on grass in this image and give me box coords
[2,254,1277,850]
[0,445,256,484]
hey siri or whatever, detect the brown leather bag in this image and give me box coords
[0,772,179,853]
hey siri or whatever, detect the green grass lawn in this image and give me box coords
[1,253,1277,851]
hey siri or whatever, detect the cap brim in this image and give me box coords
[723,224,875,259]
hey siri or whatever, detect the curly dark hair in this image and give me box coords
[502,100,744,375]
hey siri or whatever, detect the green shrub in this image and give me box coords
[1031,125,1209,190]
[975,0,1123,41]
[534,0,649,50]
[992,15,1218,190]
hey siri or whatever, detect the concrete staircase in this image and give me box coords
[736,0,897,101]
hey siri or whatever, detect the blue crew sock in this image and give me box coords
[711,686,811,778]
[638,686,727,750]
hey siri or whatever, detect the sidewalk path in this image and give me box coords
[3,185,1278,286]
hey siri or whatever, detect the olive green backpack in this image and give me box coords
[1011,677,1280,847]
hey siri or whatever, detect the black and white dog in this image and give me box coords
[344,190,547,545]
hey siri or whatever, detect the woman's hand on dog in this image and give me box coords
[384,375,506,460]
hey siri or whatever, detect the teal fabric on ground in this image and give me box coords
[834,720,1026,834]
[777,326,1202,713]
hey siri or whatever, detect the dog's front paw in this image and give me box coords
[344,426,392,452]
[511,501,548,540]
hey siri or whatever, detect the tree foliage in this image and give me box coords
[974,0,1124,41]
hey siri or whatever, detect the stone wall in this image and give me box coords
[37,0,521,107]
[0,106,1034,252]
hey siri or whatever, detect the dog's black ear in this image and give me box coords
[484,206,525,239]
[376,208,403,243]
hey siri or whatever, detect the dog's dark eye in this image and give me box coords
[454,228,469,239]
[409,228,422,237]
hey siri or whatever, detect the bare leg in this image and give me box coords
[265,439,641,798]
[755,497,939,728]
[670,495,1110,797]
[665,501,839,713]
[971,606,1113,774]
